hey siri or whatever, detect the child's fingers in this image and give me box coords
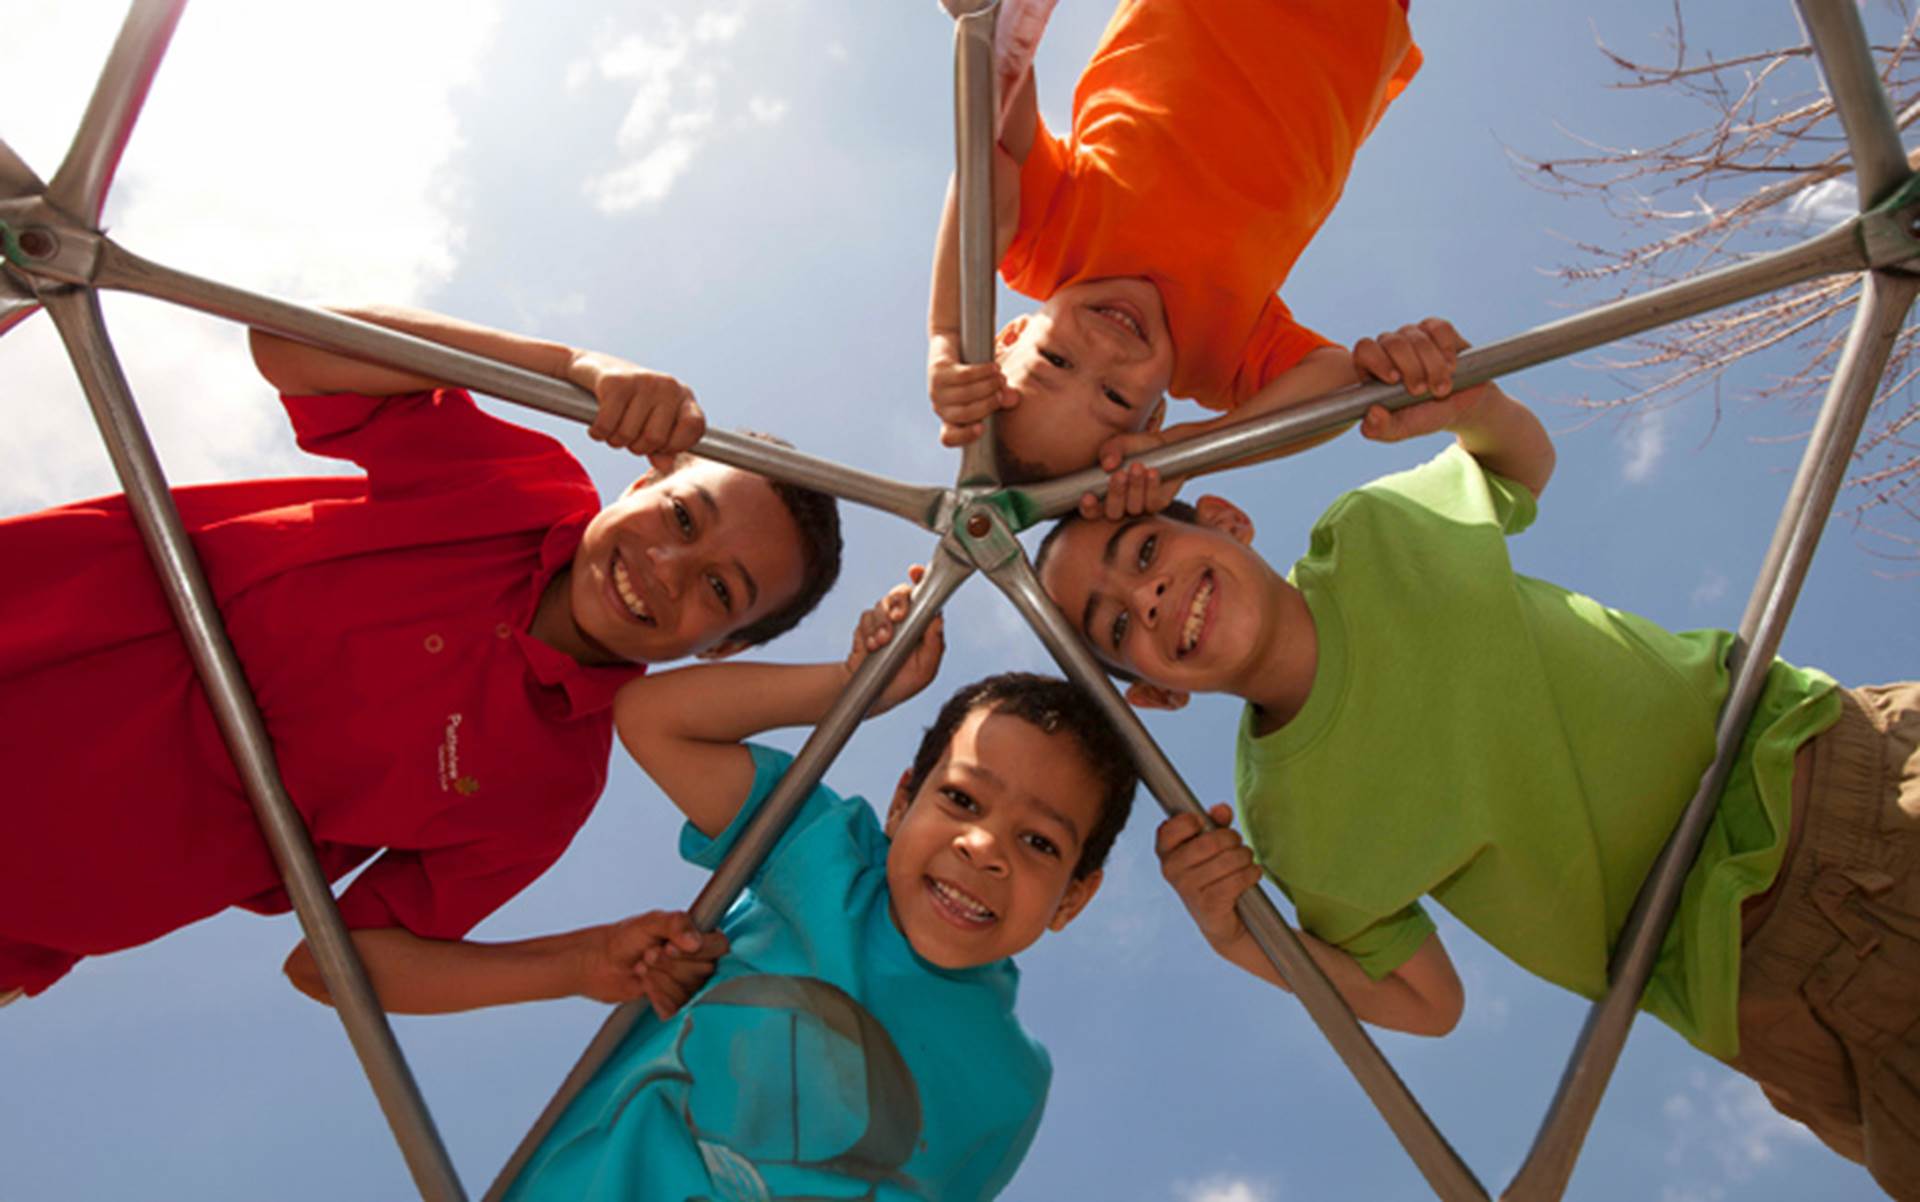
[1406,329,1454,398]
[1351,336,1395,385]
[940,421,986,447]
[662,395,705,456]
[1419,316,1468,355]
[635,386,683,452]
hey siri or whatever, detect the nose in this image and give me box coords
[953,824,1008,876]
[1129,574,1169,628]
[645,542,688,599]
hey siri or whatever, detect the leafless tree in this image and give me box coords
[1517,1,1920,552]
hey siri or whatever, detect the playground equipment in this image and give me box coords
[4,2,1915,1198]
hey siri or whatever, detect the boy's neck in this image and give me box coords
[527,568,613,666]
[1241,577,1317,738]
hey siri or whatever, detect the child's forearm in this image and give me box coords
[249,304,579,399]
[1159,347,1359,473]
[284,926,605,1014]
[1448,382,1555,498]
[1214,926,1459,1037]
[625,660,855,749]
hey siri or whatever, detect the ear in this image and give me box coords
[882,770,916,837]
[1144,395,1167,433]
[1125,680,1189,711]
[1193,494,1254,544]
[994,314,1030,357]
[1047,868,1103,932]
[694,638,751,662]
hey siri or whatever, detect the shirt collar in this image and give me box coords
[514,509,645,718]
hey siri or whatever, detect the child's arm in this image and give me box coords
[1354,321,1555,499]
[284,910,728,1019]
[615,570,946,837]
[248,303,705,456]
[1157,805,1464,1037]
[925,70,1040,447]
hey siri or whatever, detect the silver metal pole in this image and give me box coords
[81,240,950,528]
[952,0,1003,488]
[1015,219,1876,522]
[966,517,1489,1202]
[1504,269,1920,1202]
[484,552,972,1200]
[38,286,468,1202]
[45,0,186,227]
[1798,0,1912,207]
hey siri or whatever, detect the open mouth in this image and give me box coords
[926,876,996,928]
[610,552,656,625]
[1090,302,1146,344]
[1176,570,1216,658]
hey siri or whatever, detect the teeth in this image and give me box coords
[930,878,994,922]
[1179,575,1214,655]
[611,556,653,623]
[1095,305,1143,340]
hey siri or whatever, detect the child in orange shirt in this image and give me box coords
[926,0,1423,488]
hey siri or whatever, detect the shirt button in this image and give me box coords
[495,623,512,640]
[424,634,445,654]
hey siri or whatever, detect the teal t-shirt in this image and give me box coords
[510,746,1050,1201]
[1234,445,1839,1060]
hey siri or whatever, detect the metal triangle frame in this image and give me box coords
[3,2,1915,1199]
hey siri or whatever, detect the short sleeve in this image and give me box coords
[1372,444,1538,538]
[330,834,572,939]
[998,114,1076,302]
[1298,895,1437,983]
[679,745,874,901]
[281,387,579,502]
[1226,298,1341,410]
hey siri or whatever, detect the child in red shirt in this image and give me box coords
[0,305,841,1016]
[926,0,1423,486]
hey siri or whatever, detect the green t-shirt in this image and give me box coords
[1234,445,1839,1060]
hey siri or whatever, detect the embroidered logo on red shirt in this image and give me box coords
[437,712,479,795]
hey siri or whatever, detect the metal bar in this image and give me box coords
[952,0,1003,488]
[45,0,186,226]
[977,547,1488,1202]
[85,240,950,528]
[1798,0,1912,207]
[38,286,467,1202]
[1504,268,1920,1202]
[484,552,973,1200]
[0,136,45,198]
[1014,219,1871,522]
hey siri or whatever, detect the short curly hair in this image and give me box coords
[902,672,1139,879]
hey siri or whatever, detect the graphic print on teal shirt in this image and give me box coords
[509,745,1050,1202]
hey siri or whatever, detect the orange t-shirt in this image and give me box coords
[1000,0,1421,411]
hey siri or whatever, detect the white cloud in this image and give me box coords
[1621,407,1670,484]
[1176,1174,1279,1202]
[1786,177,1858,230]
[0,0,499,513]
[1661,1070,1817,1182]
[1689,568,1729,611]
[571,2,788,213]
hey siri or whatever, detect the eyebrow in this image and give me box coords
[691,481,758,611]
[1080,517,1153,640]
[959,760,1083,846]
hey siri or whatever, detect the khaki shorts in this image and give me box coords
[1731,681,1920,1202]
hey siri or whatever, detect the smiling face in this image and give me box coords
[1037,499,1292,700]
[563,458,808,665]
[883,708,1107,970]
[993,277,1175,480]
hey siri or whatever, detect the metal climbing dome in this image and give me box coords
[2,0,1915,1197]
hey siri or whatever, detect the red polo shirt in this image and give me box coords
[0,389,643,995]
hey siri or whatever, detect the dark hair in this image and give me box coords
[677,431,843,647]
[1030,500,1199,686]
[902,672,1139,879]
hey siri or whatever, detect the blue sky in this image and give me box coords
[3,2,1915,1200]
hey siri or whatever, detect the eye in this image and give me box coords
[940,786,980,814]
[1038,348,1069,370]
[1135,533,1158,571]
[1103,386,1131,409]
[1023,832,1061,858]
[670,497,694,537]
[1109,608,1130,651]
[705,572,732,610]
